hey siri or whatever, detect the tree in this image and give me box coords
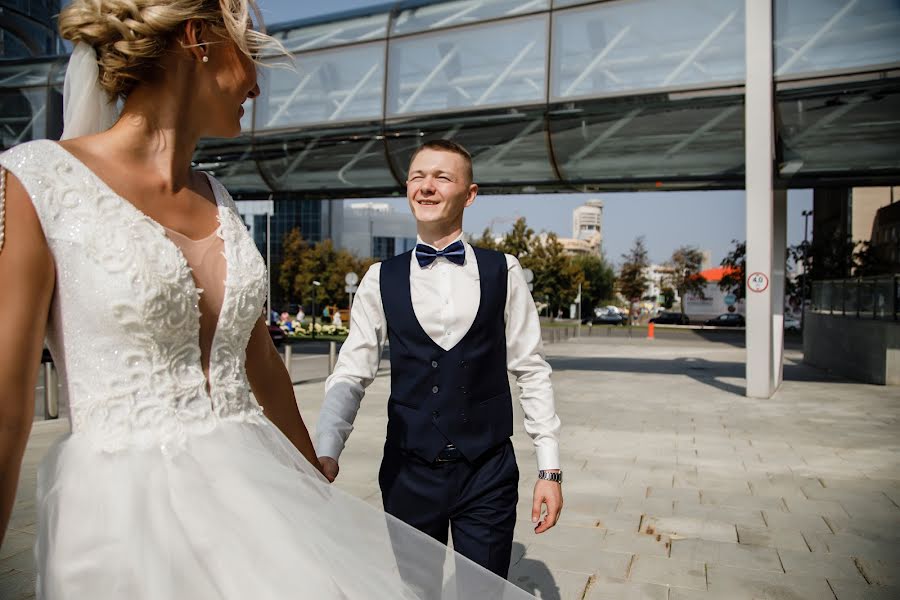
[278,228,373,312]
[525,232,583,318]
[806,230,857,280]
[852,240,891,277]
[665,245,707,316]
[719,239,745,299]
[660,286,676,309]
[472,227,499,251]
[571,253,616,316]
[499,217,534,259]
[618,236,650,312]
[278,228,309,306]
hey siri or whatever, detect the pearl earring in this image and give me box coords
[201,55,209,63]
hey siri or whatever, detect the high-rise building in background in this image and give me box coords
[233,198,416,304]
[572,199,604,241]
[813,186,899,277]
[1,1,64,58]
[559,199,603,256]
[332,201,417,262]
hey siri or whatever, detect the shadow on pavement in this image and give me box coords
[508,542,561,600]
[548,355,845,396]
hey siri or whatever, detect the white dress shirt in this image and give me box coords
[316,235,561,471]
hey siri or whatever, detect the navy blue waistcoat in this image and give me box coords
[379,247,513,463]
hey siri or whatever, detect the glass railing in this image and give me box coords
[810,275,899,320]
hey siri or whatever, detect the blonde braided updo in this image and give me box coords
[58,0,275,101]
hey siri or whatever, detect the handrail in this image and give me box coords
[810,274,899,320]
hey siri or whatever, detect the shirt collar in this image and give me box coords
[415,233,466,252]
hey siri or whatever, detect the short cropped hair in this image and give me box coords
[407,139,474,184]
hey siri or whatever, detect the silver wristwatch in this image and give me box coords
[538,470,562,484]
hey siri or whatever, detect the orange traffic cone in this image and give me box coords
[648,322,655,340]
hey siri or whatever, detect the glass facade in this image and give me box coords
[372,236,396,260]
[776,78,900,183]
[248,198,325,265]
[392,0,550,35]
[551,0,746,100]
[272,12,389,53]
[385,108,556,185]
[774,0,900,77]
[550,91,746,184]
[1,1,63,59]
[255,126,398,192]
[1,0,898,194]
[387,15,547,116]
[257,42,385,129]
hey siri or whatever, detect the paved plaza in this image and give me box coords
[3,329,899,599]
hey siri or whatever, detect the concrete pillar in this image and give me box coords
[772,190,786,387]
[745,0,783,398]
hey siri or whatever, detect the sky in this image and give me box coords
[254,0,815,267]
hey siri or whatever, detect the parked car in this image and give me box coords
[649,312,690,325]
[583,308,627,325]
[784,316,801,331]
[268,323,286,346]
[704,313,746,328]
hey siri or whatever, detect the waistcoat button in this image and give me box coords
[432,385,439,393]
[431,360,438,368]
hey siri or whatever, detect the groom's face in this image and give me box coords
[406,149,477,228]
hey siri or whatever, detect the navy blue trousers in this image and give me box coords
[379,440,519,584]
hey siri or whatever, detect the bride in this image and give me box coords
[0,1,532,598]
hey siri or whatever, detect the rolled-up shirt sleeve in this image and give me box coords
[316,263,386,460]
[504,255,561,471]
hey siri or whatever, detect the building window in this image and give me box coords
[373,236,395,260]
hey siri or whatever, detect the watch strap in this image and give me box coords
[538,470,562,484]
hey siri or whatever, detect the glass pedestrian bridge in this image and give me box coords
[1,0,898,198]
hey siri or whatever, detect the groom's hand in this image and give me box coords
[532,477,563,534]
[318,456,340,482]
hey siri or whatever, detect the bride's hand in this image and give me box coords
[318,456,339,482]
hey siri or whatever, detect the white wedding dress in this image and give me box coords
[1,140,533,600]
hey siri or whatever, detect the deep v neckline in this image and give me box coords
[49,140,229,396]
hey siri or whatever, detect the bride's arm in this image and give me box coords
[0,172,55,546]
[244,319,324,475]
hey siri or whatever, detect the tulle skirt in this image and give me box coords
[35,419,533,599]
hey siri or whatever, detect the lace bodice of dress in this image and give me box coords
[0,140,268,453]
[164,227,227,382]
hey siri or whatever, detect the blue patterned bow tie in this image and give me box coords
[415,240,466,267]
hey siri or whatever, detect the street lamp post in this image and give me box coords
[311,280,321,340]
[801,209,813,333]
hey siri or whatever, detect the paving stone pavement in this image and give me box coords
[3,331,899,599]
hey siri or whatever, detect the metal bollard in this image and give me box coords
[283,344,293,377]
[328,341,337,375]
[44,362,58,419]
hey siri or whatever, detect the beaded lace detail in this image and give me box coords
[0,140,268,453]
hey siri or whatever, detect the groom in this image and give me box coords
[316,140,562,579]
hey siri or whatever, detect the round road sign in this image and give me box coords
[345,272,359,286]
[747,272,769,293]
